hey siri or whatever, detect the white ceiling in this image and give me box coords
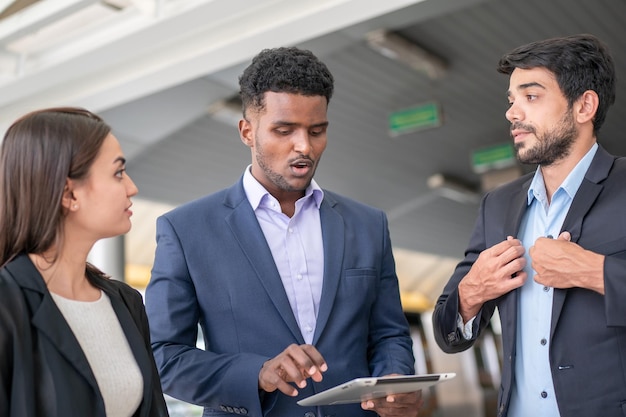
[2,0,625,308]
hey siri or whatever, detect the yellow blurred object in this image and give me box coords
[400,291,433,313]
[125,263,151,289]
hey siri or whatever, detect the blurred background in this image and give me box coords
[1,0,624,415]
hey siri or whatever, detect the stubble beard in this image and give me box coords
[513,110,578,167]
[255,146,314,193]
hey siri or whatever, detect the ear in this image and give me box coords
[239,118,254,148]
[574,90,599,124]
[61,179,79,212]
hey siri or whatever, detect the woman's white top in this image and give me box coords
[51,290,143,417]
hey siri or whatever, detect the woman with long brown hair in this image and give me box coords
[0,107,168,417]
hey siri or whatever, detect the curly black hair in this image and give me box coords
[497,34,616,134]
[239,47,334,117]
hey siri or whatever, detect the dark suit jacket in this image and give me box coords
[0,253,168,417]
[145,178,414,417]
[432,145,626,417]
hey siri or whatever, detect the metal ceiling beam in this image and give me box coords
[0,0,429,135]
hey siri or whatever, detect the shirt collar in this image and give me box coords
[527,142,598,205]
[242,165,324,210]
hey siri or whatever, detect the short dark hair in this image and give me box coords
[0,107,110,270]
[239,47,334,117]
[497,34,616,133]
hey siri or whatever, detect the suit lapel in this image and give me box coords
[103,282,153,416]
[504,176,532,238]
[501,177,532,350]
[550,146,613,338]
[223,182,304,343]
[312,196,344,344]
[8,255,101,396]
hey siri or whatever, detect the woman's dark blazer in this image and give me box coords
[0,253,169,417]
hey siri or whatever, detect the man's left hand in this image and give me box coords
[530,231,605,294]
[361,390,423,417]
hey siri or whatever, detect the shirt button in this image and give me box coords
[546,234,553,239]
[305,325,313,333]
[543,286,550,292]
[297,274,303,280]
[540,338,547,346]
[541,391,548,398]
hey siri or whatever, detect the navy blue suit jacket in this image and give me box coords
[145,178,414,417]
[432,145,626,417]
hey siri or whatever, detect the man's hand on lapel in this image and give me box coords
[458,236,527,322]
[258,344,327,396]
[530,231,605,294]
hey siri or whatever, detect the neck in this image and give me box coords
[29,243,99,301]
[541,138,596,202]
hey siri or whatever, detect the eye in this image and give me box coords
[115,168,126,179]
[275,128,292,136]
[310,127,326,136]
[527,94,538,101]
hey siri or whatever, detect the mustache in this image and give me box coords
[510,122,536,136]
[291,154,314,163]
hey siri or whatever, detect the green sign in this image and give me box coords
[471,143,516,173]
[389,102,441,136]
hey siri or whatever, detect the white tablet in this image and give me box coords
[297,372,456,406]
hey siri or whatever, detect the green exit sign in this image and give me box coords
[389,102,441,136]
[472,143,516,173]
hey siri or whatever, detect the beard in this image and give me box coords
[254,142,315,193]
[512,110,577,166]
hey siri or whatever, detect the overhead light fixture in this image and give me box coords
[366,29,447,79]
[0,0,100,46]
[427,173,480,205]
[0,0,145,55]
[207,94,242,126]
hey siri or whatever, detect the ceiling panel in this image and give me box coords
[3,0,624,302]
[123,0,626,266]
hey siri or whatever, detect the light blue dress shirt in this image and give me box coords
[243,167,324,344]
[507,143,597,417]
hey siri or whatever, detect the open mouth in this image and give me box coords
[291,159,313,175]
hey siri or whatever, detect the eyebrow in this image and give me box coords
[114,156,127,165]
[506,82,546,98]
[272,120,329,128]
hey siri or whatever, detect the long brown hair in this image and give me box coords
[0,107,111,271]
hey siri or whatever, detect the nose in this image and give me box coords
[505,101,521,123]
[292,129,312,154]
[126,174,139,197]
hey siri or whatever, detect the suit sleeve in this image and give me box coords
[602,252,626,327]
[432,196,498,353]
[145,215,268,415]
[0,275,15,417]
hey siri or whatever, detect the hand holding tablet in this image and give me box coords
[297,372,456,406]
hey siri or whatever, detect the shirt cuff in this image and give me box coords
[457,313,476,340]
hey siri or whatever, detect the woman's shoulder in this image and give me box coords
[0,265,30,327]
[0,261,27,298]
[99,276,142,298]
[89,270,143,306]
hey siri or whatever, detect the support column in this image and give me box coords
[89,235,126,281]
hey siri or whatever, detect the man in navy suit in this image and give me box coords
[433,34,626,417]
[145,47,421,417]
